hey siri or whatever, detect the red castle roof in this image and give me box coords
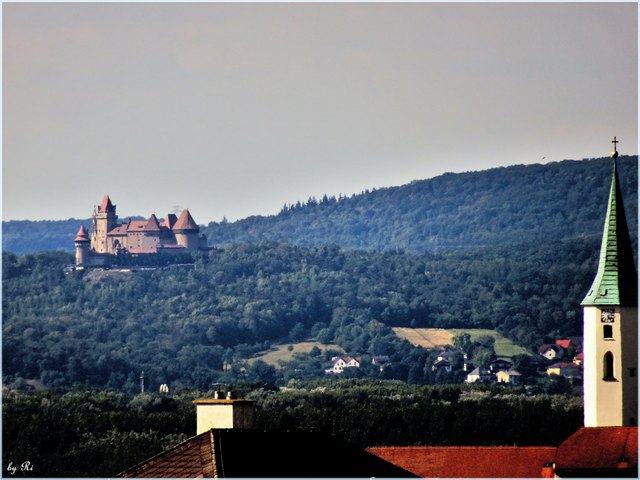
[74,225,89,242]
[142,214,161,232]
[173,209,199,231]
[107,223,129,236]
[99,195,115,213]
[127,220,148,231]
[161,214,178,230]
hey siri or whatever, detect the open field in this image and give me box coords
[392,328,454,348]
[249,341,344,367]
[393,327,531,358]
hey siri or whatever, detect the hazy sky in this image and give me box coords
[3,2,638,223]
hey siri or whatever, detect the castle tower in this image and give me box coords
[91,195,118,253]
[74,225,90,266]
[581,141,637,427]
[173,208,200,250]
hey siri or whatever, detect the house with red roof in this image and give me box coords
[326,356,362,374]
[538,343,565,360]
[75,195,210,267]
[367,427,638,478]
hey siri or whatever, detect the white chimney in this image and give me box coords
[193,394,255,434]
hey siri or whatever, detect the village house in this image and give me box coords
[488,359,512,373]
[555,338,579,357]
[573,352,584,366]
[496,368,522,385]
[538,343,565,361]
[464,366,493,384]
[325,356,362,374]
[546,362,582,379]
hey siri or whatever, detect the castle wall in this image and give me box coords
[124,232,161,251]
[175,232,199,250]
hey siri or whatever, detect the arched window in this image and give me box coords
[603,351,616,381]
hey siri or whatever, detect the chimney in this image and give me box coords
[193,391,255,435]
[540,462,555,478]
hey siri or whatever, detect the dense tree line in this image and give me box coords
[3,232,616,390]
[203,156,637,253]
[3,157,636,256]
[3,381,582,477]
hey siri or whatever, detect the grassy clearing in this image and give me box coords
[393,327,531,358]
[392,328,454,348]
[249,341,344,367]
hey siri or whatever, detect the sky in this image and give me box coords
[2,2,638,223]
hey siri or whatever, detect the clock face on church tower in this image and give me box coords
[600,308,615,323]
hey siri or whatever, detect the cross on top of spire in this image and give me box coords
[611,136,619,158]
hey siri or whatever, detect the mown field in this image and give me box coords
[249,341,344,367]
[393,328,532,358]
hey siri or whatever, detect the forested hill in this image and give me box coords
[203,156,637,253]
[2,156,636,255]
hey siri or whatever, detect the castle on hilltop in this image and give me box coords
[74,195,209,267]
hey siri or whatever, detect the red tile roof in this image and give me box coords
[555,339,572,349]
[538,344,562,354]
[119,429,415,478]
[127,220,148,231]
[160,213,177,229]
[554,427,637,473]
[99,195,115,213]
[119,430,216,478]
[367,446,557,478]
[173,209,199,231]
[107,224,129,236]
[74,225,89,242]
[142,214,161,232]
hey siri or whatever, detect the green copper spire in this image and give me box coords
[582,158,638,306]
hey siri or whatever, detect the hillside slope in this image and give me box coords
[2,156,636,255]
[203,156,637,253]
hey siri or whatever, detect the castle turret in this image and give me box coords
[173,209,200,250]
[582,142,638,427]
[74,225,90,266]
[91,195,118,253]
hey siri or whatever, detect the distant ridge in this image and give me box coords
[202,156,637,253]
[2,157,637,255]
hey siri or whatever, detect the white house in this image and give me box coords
[326,356,362,374]
[464,367,494,384]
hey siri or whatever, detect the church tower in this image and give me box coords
[90,195,118,253]
[581,138,637,427]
